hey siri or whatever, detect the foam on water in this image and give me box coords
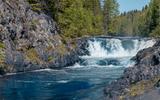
[84,38,155,58]
[33,68,55,72]
[57,80,70,83]
[67,63,85,69]
[70,38,156,69]
[0,38,155,100]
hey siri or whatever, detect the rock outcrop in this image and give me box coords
[0,0,88,75]
[105,40,160,100]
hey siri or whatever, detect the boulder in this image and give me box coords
[0,0,89,75]
[105,40,160,99]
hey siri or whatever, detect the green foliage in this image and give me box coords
[28,0,38,4]
[103,0,119,34]
[51,0,104,38]
[150,25,160,37]
[48,56,54,62]
[109,0,160,37]
[58,2,94,38]
[27,0,160,37]
[0,42,5,64]
[0,42,5,49]
[30,3,42,12]
[83,0,104,34]
[119,76,160,99]
[26,48,41,63]
[148,0,160,31]
[104,0,119,18]
[109,10,147,36]
[27,0,123,37]
[27,0,43,12]
[28,0,104,39]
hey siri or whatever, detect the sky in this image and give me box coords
[117,0,150,13]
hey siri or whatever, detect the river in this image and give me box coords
[0,38,156,100]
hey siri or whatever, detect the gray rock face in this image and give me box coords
[0,0,60,73]
[49,38,89,68]
[0,0,88,74]
[105,40,160,99]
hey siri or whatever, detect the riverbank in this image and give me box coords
[105,40,160,100]
[0,0,157,76]
[0,0,160,99]
[0,37,155,100]
[0,0,90,76]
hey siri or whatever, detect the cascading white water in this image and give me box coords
[69,38,156,69]
[85,38,156,58]
[2,38,156,100]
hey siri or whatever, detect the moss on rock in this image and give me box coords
[25,48,41,64]
[119,76,160,100]
[0,42,5,64]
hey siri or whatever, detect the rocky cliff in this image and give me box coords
[0,0,88,75]
[105,40,160,100]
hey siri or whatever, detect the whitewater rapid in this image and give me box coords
[84,38,155,58]
[71,38,156,69]
[0,37,156,100]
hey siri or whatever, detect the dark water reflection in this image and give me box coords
[0,66,125,100]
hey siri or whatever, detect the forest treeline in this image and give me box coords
[28,0,160,38]
[109,0,160,37]
[28,0,118,39]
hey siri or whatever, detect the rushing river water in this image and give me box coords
[0,38,156,100]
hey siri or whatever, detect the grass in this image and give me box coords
[0,42,5,49]
[28,0,43,12]
[0,51,5,64]
[31,3,42,12]
[56,44,68,55]
[60,34,77,50]
[0,42,5,64]
[129,77,160,96]
[0,42,6,75]
[48,56,54,62]
[25,48,41,63]
[45,43,68,62]
[119,76,160,100]
[46,43,68,56]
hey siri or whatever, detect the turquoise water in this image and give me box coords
[0,38,155,100]
[0,66,125,100]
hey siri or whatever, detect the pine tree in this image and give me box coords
[103,0,119,34]
[50,0,96,38]
[149,0,160,36]
[149,0,160,32]
[83,0,103,34]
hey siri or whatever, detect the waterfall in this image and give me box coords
[85,38,156,58]
[4,37,156,100]
[69,38,156,69]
